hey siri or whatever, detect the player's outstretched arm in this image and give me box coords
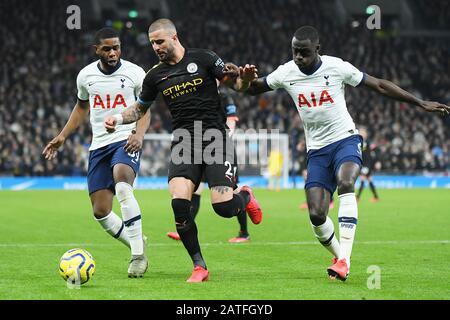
[124,108,151,153]
[363,74,450,115]
[104,101,149,133]
[42,100,89,160]
[245,77,273,95]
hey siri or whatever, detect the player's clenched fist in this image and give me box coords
[104,114,123,133]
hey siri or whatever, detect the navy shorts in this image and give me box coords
[87,140,140,195]
[168,137,237,190]
[305,135,363,195]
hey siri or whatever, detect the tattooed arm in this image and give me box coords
[105,64,158,133]
[104,101,150,133]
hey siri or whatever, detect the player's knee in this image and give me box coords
[337,180,355,194]
[212,200,235,218]
[308,207,327,226]
[115,182,134,203]
[92,204,111,219]
[309,212,327,226]
[171,198,193,229]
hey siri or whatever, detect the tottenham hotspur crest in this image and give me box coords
[324,75,330,86]
[187,63,198,73]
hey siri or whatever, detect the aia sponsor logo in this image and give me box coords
[298,90,334,108]
[93,94,127,109]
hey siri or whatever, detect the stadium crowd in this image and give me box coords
[1,0,449,176]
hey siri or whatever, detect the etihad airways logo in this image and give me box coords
[163,78,203,99]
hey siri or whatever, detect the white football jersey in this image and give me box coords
[266,55,364,151]
[77,59,146,150]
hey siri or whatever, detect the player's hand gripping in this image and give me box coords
[223,62,240,78]
[124,130,143,153]
[419,101,450,116]
[42,135,65,160]
[239,64,258,83]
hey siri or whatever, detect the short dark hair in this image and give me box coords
[294,26,319,43]
[148,18,177,34]
[94,27,120,45]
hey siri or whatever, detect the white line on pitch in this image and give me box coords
[0,240,448,248]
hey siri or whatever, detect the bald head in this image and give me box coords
[148,18,177,35]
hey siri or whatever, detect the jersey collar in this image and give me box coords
[97,60,122,75]
[298,56,322,76]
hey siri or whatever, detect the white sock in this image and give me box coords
[338,193,358,268]
[96,211,130,248]
[311,217,340,259]
[115,182,144,256]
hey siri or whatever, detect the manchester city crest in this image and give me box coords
[187,62,198,73]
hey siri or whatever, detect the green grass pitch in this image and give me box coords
[0,188,448,300]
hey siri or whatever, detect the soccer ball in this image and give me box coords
[59,248,96,285]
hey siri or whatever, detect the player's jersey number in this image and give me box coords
[224,160,237,180]
[128,151,140,164]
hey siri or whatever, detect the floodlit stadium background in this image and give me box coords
[0,0,449,187]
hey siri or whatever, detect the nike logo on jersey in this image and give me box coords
[88,83,94,86]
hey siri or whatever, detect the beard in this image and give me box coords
[158,46,174,62]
